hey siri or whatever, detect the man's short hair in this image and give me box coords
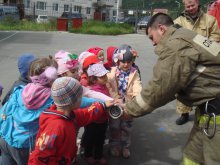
[182,0,199,4]
[146,13,174,35]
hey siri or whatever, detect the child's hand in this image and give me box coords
[114,99,123,104]
[110,100,132,119]
[106,99,124,108]
[113,99,125,109]
[104,100,115,108]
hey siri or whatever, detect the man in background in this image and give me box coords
[174,0,220,125]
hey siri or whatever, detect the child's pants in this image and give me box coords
[83,121,108,159]
[109,118,133,150]
[0,137,29,165]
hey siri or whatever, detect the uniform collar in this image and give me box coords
[181,7,204,23]
[154,25,178,55]
[157,26,176,45]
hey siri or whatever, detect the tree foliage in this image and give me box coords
[122,0,211,11]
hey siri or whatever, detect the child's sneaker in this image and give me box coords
[96,157,108,165]
[110,147,120,157]
[84,156,96,164]
[122,148,130,159]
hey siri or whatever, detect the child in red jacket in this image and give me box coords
[28,77,114,165]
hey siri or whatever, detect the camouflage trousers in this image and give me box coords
[182,110,220,165]
[176,100,192,114]
[108,118,133,150]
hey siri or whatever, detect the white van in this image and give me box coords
[36,15,48,23]
[0,5,20,21]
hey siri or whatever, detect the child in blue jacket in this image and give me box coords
[0,57,57,165]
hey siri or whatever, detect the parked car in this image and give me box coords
[137,16,151,29]
[123,16,136,26]
[110,16,125,23]
[61,12,83,19]
[117,18,125,23]
[0,5,20,21]
[36,15,48,23]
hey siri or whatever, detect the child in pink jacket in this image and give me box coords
[83,63,110,164]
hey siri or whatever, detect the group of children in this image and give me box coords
[0,44,142,165]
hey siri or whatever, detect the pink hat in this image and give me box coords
[57,58,79,75]
[54,50,71,60]
[87,47,103,56]
[55,50,78,61]
[87,63,109,77]
[55,50,79,75]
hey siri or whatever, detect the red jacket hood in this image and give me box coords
[105,46,117,68]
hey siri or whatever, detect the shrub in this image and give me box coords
[0,19,134,35]
[69,20,134,35]
[0,15,20,26]
[0,19,56,31]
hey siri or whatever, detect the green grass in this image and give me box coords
[0,17,134,35]
[0,17,56,31]
[69,20,135,35]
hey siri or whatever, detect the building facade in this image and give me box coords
[22,0,122,20]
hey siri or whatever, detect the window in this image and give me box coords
[0,9,3,16]
[36,1,46,10]
[53,3,58,11]
[64,4,69,12]
[113,10,116,16]
[74,6,81,13]
[86,7,91,14]
[26,0,31,8]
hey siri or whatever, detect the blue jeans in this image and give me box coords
[0,138,29,165]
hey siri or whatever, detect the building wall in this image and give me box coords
[23,0,121,20]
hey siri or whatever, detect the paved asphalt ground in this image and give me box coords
[0,30,194,165]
